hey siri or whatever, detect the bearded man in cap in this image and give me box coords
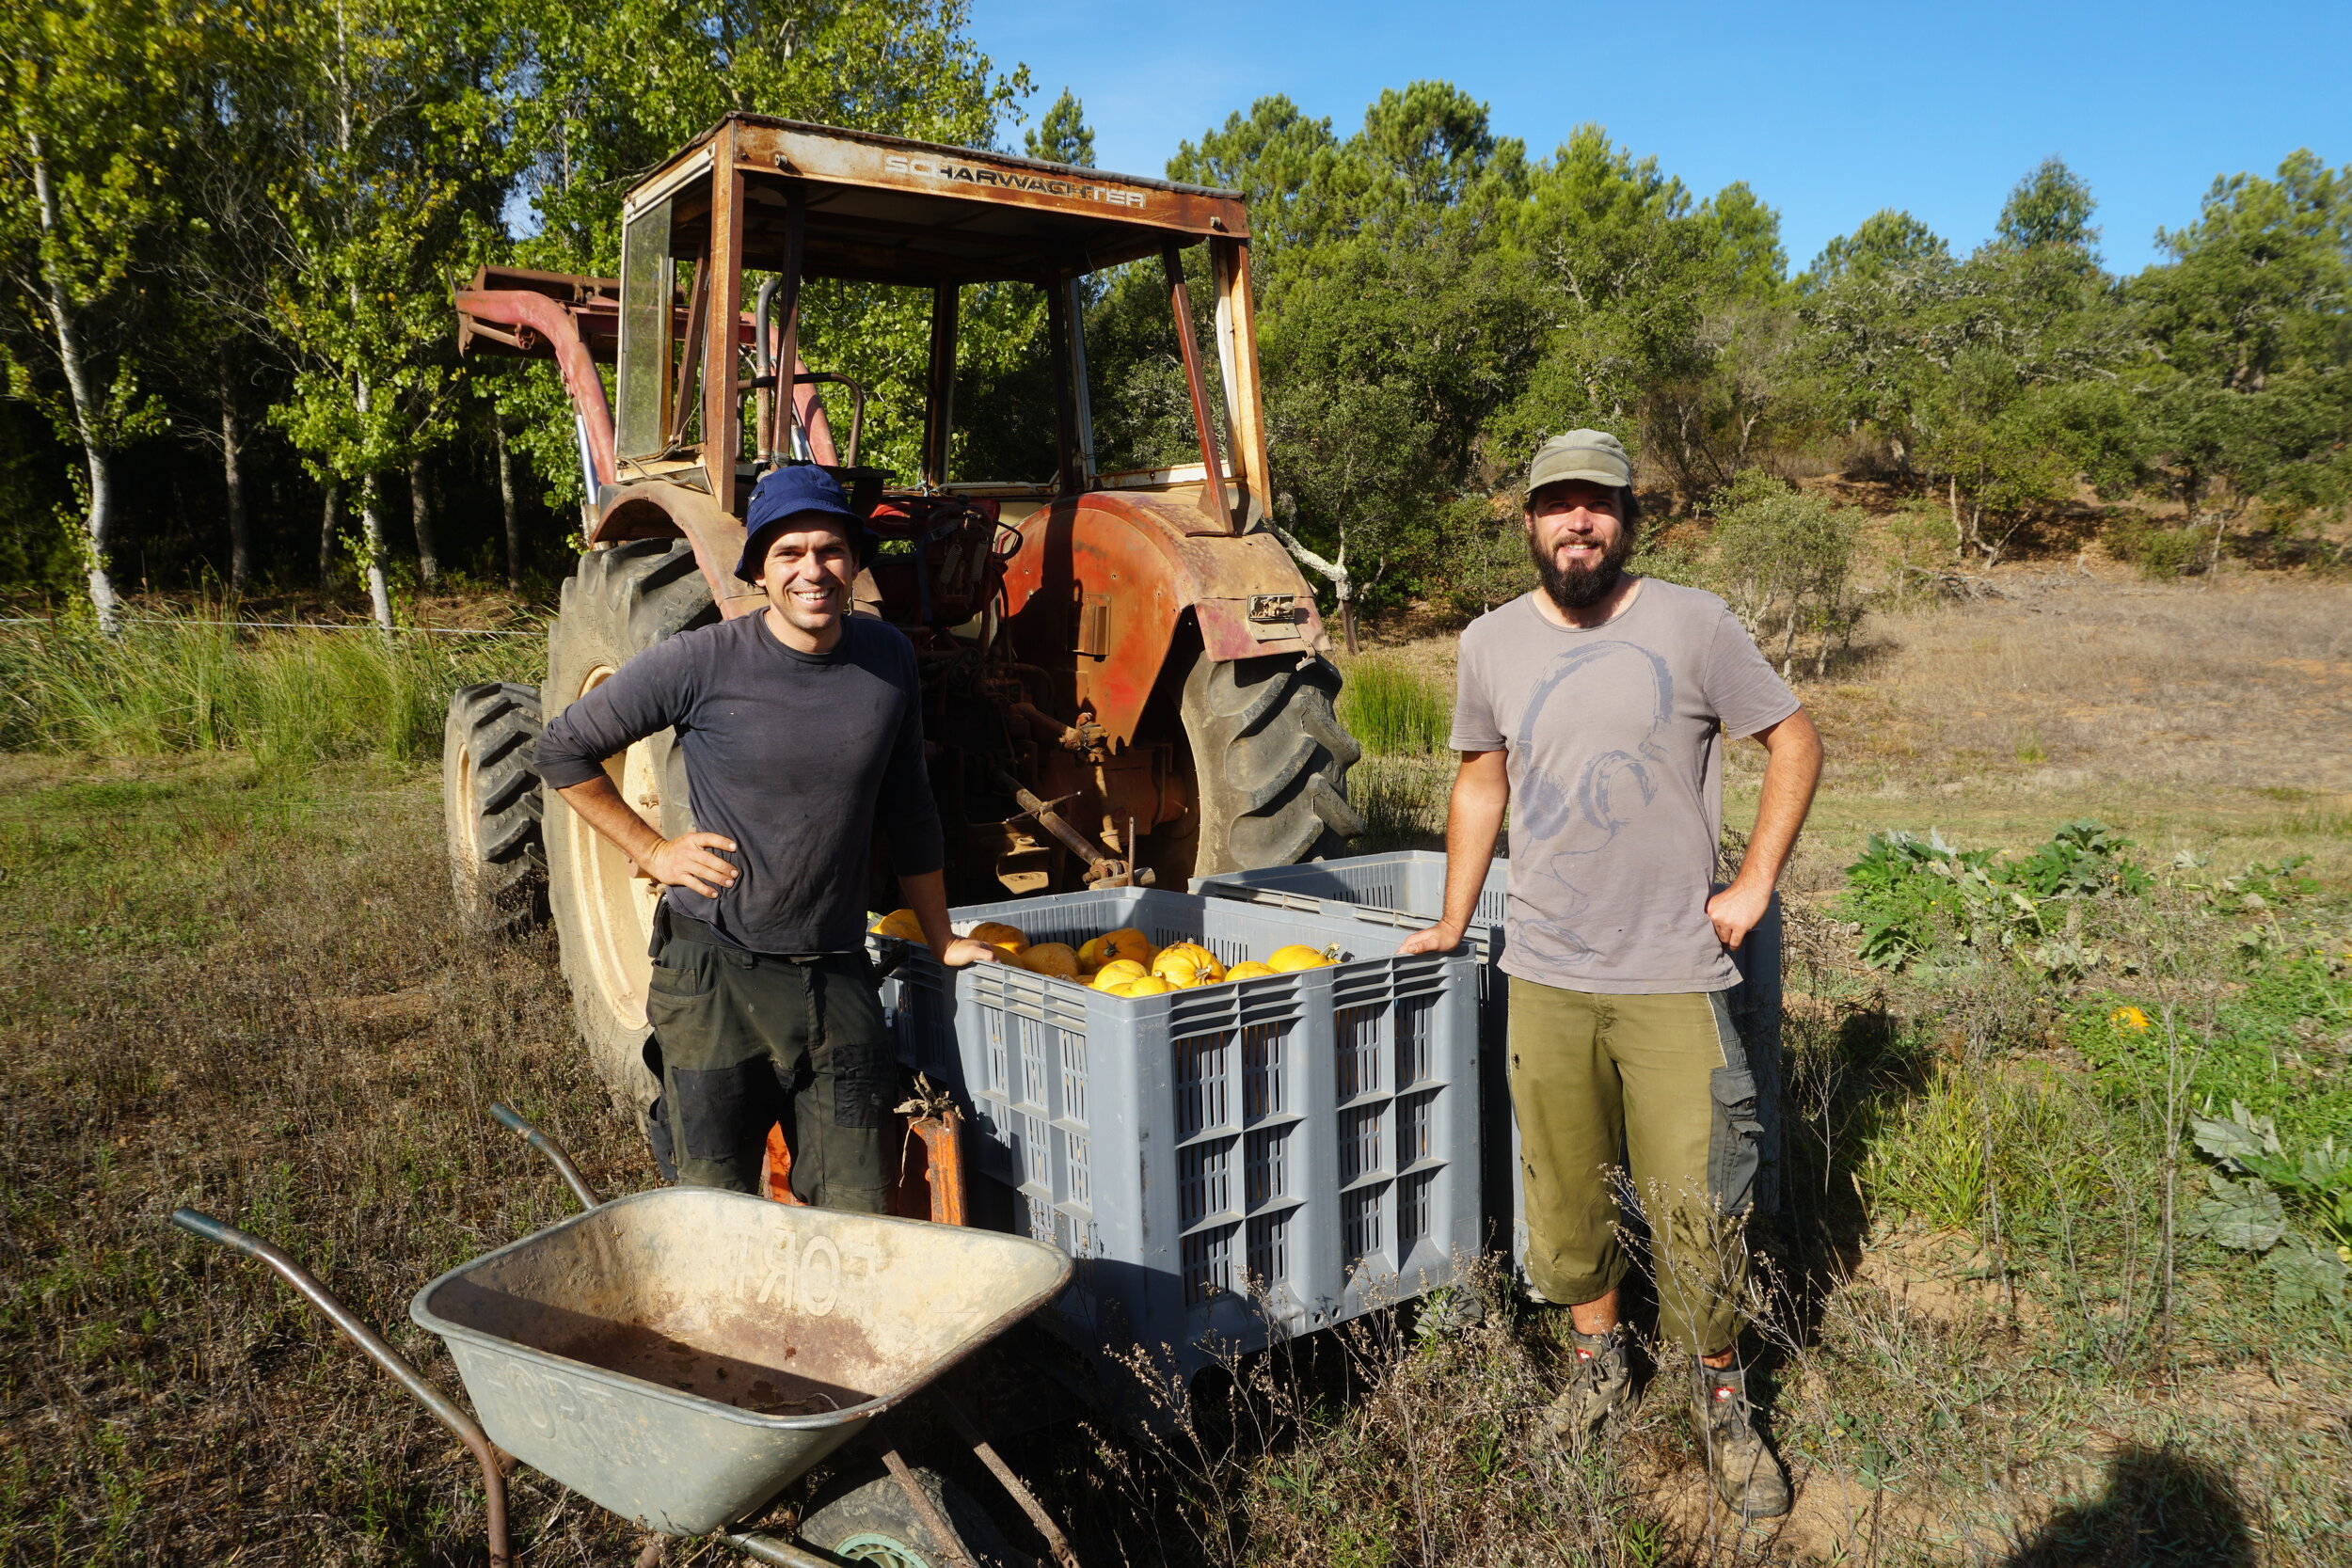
[1399,432,1822,1517]
[535,465,1000,1211]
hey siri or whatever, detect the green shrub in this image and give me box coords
[1337,654,1451,757]
[1834,820,2149,973]
[2106,516,2208,579]
[1706,470,1863,677]
[0,622,536,768]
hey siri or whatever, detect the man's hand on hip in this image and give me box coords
[633,832,740,897]
[1706,879,1773,951]
[1397,923,1467,956]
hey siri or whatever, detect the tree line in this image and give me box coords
[1127,84,2351,610]
[5,5,2346,627]
[1,0,1019,626]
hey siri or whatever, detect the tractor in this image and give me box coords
[440,114,1364,1122]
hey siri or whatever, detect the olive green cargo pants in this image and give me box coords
[644,922,893,1212]
[1507,977,1765,1354]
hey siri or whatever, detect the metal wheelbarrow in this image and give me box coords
[170,1103,1078,1568]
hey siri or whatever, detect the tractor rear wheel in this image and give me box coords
[442,681,548,931]
[544,540,717,1115]
[1180,649,1365,879]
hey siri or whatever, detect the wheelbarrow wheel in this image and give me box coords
[800,1464,1015,1568]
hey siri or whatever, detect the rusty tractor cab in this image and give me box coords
[445,114,1363,1116]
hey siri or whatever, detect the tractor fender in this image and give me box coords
[592,483,768,621]
[582,366,841,618]
[1001,492,1330,744]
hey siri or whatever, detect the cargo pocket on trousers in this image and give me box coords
[816,958,891,1131]
[1707,1064,1764,1217]
[670,1059,772,1163]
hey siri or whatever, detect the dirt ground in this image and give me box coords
[1354,566,2352,886]
[1362,564,2352,788]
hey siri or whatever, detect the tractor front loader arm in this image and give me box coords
[457,283,620,493]
[454,264,835,558]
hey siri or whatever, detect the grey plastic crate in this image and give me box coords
[1195,852,1787,1264]
[880,886,1480,1387]
[1191,849,1507,932]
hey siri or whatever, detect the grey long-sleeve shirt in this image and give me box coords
[534,612,945,955]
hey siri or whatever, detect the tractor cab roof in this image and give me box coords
[628,113,1250,288]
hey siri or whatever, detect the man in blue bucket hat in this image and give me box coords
[536,465,1001,1209]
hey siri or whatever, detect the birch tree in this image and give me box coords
[265,0,506,628]
[0,0,195,628]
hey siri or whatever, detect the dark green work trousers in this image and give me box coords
[1507,977,1765,1354]
[645,919,893,1212]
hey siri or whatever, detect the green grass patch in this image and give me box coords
[1336,653,1451,756]
[0,621,538,768]
[2077,949,2352,1147]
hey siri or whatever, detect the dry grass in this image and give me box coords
[1802,572,2352,797]
[1350,571,2352,888]
[8,571,2352,1565]
[0,754,653,1564]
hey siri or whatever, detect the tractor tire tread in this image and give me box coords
[1182,651,1363,879]
[545,541,717,1113]
[442,680,548,933]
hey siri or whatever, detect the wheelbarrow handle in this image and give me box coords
[487,1101,601,1211]
[167,1209,513,1568]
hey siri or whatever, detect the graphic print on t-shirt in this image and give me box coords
[1510,639,1677,971]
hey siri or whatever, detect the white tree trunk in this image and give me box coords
[359,474,395,632]
[354,372,393,630]
[27,135,121,632]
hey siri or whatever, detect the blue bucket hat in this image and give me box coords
[736,465,864,581]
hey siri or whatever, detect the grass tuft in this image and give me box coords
[0,622,538,768]
[1336,655,1451,757]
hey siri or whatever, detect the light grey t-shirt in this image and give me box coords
[1450,582,1800,995]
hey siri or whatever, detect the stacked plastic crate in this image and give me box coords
[882,886,1482,1388]
[1192,851,1786,1258]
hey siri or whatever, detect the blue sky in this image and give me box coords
[970,0,2352,275]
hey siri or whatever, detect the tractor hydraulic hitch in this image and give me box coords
[993,770,1152,889]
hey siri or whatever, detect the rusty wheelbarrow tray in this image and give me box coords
[170,1103,1076,1567]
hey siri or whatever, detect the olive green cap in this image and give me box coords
[1527,429,1631,492]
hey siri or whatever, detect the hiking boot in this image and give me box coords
[1541,1325,1633,1445]
[1695,1362,1790,1519]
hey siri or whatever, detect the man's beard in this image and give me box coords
[1531,527,1636,610]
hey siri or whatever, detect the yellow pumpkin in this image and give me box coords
[1018,942,1080,978]
[1120,975,1174,998]
[1266,943,1337,972]
[968,920,1028,956]
[869,908,925,942]
[1153,958,1207,990]
[1090,959,1149,991]
[1225,960,1277,982]
[1153,942,1225,982]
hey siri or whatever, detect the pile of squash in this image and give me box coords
[867,911,1336,998]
